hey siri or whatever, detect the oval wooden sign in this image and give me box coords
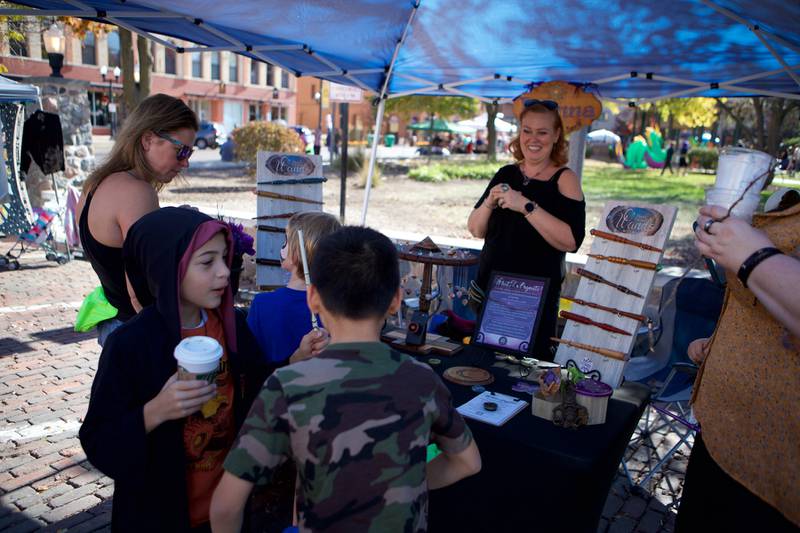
[513,81,602,134]
[606,206,664,236]
[265,154,316,177]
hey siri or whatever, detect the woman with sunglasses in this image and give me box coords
[77,94,198,345]
[467,99,586,361]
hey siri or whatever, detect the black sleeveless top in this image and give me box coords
[474,165,586,359]
[79,190,136,321]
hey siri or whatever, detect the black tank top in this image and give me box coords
[79,190,136,321]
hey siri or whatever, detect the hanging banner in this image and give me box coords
[513,81,602,134]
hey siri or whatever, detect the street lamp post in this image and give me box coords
[42,23,65,78]
[100,65,121,138]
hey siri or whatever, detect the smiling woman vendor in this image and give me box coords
[467,99,586,360]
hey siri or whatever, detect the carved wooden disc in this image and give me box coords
[443,366,494,386]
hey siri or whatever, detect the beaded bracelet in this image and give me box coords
[737,247,783,288]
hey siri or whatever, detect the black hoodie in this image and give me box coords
[79,207,275,532]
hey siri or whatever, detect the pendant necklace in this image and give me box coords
[520,162,550,186]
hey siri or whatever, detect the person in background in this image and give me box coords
[661,141,675,176]
[678,201,800,532]
[210,226,481,532]
[77,94,198,345]
[678,139,690,176]
[467,99,585,361]
[247,212,339,364]
[313,127,322,156]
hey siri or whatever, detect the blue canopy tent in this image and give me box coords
[5,0,799,221]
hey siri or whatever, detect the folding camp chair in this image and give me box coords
[621,277,724,505]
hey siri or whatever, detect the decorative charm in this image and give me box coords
[552,381,589,429]
[537,366,561,398]
[579,357,594,373]
[606,206,664,236]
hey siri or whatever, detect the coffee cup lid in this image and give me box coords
[174,336,223,364]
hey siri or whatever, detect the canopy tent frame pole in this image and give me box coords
[360,1,420,225]
[700,0,800,88]
[700,0,800,56]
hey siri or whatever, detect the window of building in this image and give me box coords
[250,61,258,84]
[270,106,287,122]
[248,104,262,121]
[281,69,289,89]
[250,59,258,85]
[164,47,177,75]
[8,19,28,57]
[88,91,109,127]
[81,32,96,65]
[191,52,202,78]
[107,31,121,67]
[228,53,238,83]
[266,64,273,86]
[210,52,220,80]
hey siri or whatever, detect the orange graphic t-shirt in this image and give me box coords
[181,309,236,527]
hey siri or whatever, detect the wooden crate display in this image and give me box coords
[554,201,677,388]
[255,152,324,289]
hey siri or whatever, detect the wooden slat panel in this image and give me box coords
[555,201,677,388]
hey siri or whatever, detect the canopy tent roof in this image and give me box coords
[4,0,800,103]
[0,75,39,103]
[408,118,473,134]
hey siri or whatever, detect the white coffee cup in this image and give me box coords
[174,336,223,383]
[705,187,761,223]
[715,147,773,193]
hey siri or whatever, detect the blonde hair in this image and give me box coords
[509,104,568,167]
[83,94,198,194]
[286,212,342,279]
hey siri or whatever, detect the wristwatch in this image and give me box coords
[524,201,536,216]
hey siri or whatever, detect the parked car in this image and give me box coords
[195,121,227,149]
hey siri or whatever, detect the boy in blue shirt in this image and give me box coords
[247,211,340,363]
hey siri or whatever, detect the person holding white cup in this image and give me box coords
[80,208,283,532]
[677,199,800,531]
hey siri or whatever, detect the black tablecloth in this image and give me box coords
[416,345,649,533]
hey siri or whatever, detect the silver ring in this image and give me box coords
[501,183,509,192]
[703,219,715,233]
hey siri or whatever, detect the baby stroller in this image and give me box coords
[0,207,69,270]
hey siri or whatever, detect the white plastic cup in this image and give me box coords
[174,336,223,383]
[705,187,760,223]
[715,147,773,193]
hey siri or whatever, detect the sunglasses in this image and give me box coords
[156,131,194,161]
[523,99,559,111]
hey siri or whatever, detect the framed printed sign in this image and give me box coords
[473,272,549,357]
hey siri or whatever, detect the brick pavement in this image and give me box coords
[0,241,684,532]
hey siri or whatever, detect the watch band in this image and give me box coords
[737,247,783,288]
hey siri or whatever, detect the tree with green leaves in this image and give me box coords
[384,95,479,152]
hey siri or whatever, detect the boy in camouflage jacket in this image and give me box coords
[210,226,481,532]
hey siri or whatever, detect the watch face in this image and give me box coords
[525,202,535,213]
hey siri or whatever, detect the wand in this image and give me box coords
[256,190,323,205]
[562,296,647,323]
[590,229,663,253]
[254,212,296,220]
[560,311,633,336]
[588,254,658,271]
[257,177,327,185]
[576,268,644,298]
[297,229,319,330]
[550,337,627,361]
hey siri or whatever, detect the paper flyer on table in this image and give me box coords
[457,391,528,426]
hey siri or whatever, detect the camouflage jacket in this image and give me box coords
[224,342,473,532]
